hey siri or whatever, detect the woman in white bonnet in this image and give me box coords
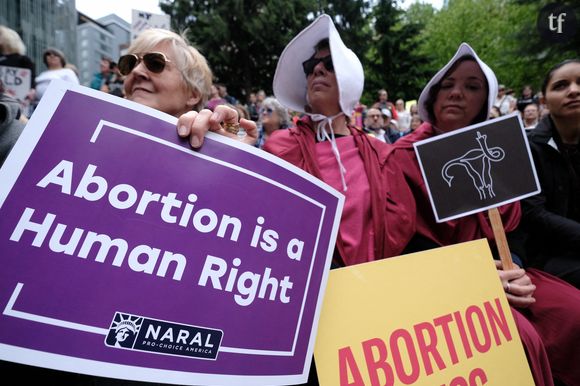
[179,14,416,269]
[389,42,580,386]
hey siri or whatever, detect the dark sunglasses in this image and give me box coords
[302,55,333,75]
[118,52,171,76]
[262,107,274,115]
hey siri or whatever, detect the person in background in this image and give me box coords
[34,48,79,104]
[409,103,418,116]
[103,62,125,98]
[255,96,290,149]
[489,105,501,119]
[520,59,580,289]
[90,56,113,90]
[373,88,398,120]
[0,25,36,114]
[495,83,516,115]
[536,90,549,118]
[384,107,411,144]
[395,98,411,131]
[233,102,250,121]
[246,92,260,121]
[389,42,580,386]
[256,88,266,113]
[517,84,539,113]
[0,84,25,167]
[362,107,385,141]
[350,100,366,129]
[522,102,540,130]
[206,83,227,111]
[409,114,422,131]
[216,83,238,105]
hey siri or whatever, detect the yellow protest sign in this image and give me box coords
[314,239,534,385]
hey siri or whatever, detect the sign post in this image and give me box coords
[488,207,514,270]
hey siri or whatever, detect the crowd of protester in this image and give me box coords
[1,20,579,386]
[1,23,554,144]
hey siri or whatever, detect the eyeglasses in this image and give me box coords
[262,108,274,115]
[302,55,333,76]
[118,52,171,76]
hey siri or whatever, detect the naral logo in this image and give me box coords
[105,312,223,360]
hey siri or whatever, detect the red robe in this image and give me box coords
[264,115,415,266]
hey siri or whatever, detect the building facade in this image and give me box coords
[76,13,130,86]
[1,0,77,77]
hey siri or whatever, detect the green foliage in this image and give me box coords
[363,0,434,105]
[160,0,317,102]
[158,0,579,106]
[415,0,579,95]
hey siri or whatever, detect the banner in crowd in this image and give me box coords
[0,80,344,385]
[131,9,171,41]
[314,239,535,385]
[0,64,31,103]
[413,113,540,222]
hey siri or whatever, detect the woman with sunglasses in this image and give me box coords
[388,43,580,386]
[118,28,210,117]
[255,97,290,148]
[118,28,257,146]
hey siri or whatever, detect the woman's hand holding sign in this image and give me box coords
[495,261,536,308]
[177,105,258,148]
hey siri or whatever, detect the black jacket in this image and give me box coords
[520,115,580,265]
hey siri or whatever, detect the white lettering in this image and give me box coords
[36,160,73,194]
[160,328,174,342]
[198,255,293,306]
[10,207,55,247]
[10,209,187,280]
[145,324,161,340]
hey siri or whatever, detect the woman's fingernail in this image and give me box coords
[178,125,188,136]
[190,136,201,148]
[211,112,219,121]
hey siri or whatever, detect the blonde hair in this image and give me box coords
[0,25,26,55]
[126,29,212,112]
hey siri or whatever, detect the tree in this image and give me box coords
[160,0,316,102]
[511,0,579,92]
[364,0,433,105]
[415,0,578,95]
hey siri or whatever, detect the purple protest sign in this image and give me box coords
[0,81,344,385]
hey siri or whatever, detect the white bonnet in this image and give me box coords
[418,42,498,123]
[273,14,364,117]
